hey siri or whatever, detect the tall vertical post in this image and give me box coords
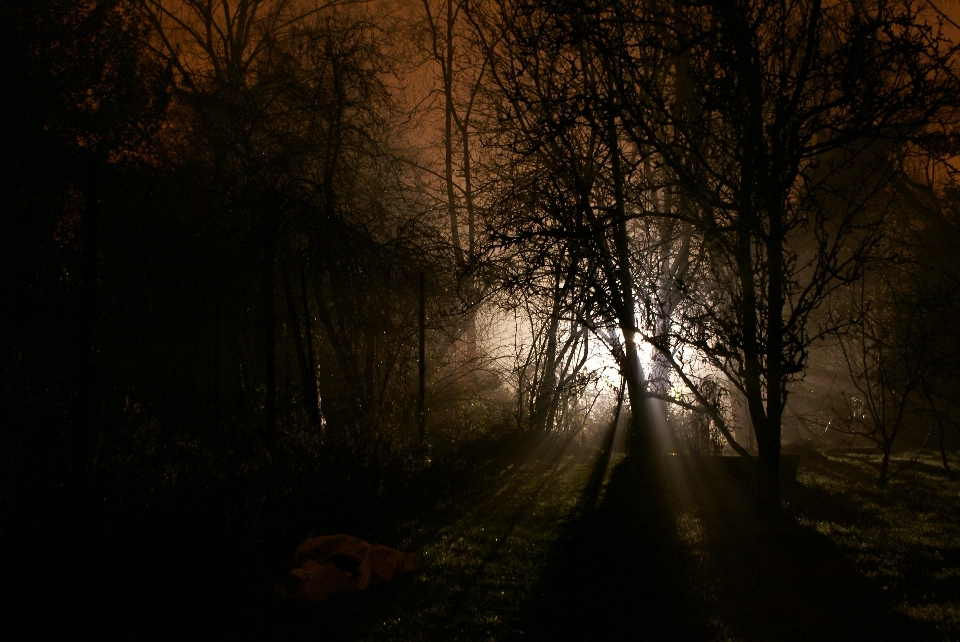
[213,288,221,426]
[73,161,100,502]
[262,205,276,442]
[418,271,426,444]
[300,265,321,429]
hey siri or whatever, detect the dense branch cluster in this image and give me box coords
[3,0,960,522]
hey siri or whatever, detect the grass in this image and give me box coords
[663,446,960,641]
[181,443,960,640]
[6,428,960,641]
[791,449,960,639]
[262,429,609,641]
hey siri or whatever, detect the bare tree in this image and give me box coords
[5,0,170,498]
[501,269,593,433]
[581,0,960,513]
[142,0,414,438]
[142,0,319,438]
[831,273,933,484]
[470,0,717,460]
[417,0,489,368]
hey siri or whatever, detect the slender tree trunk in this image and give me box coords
[759,193,787,516]
[878,444,892,485]
[262,215,276,441]
[300,265,321,429]
[214,287,221,425]
[735,204,781,516]
[924,385,953,480]
[939,420,953,481]
[612,376,626,436]
[533,286,561,432]
[461,105,478,363]
[418,271,426,444]
[606,113,654,462]
[73,161,100,501]
[281,259,320,428]
[443,0,464,268]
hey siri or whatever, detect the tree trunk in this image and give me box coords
[533,288,561,432]
[73,161,100,501]
[262,217,276,441]
[281,259,320,428]
[734,199,782,515]
[612,376,626,436]
[213,287,221,425]
[606,112,654,463]
[878,444,892,485]
[300,265,321,430]
[924,385,953,480]
[939,420,953,481]
[621,329,654,462]
[756,425,782,517]
[418,271,426,444]
[443,0,464,268]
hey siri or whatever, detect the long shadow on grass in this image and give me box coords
[248,430,600,641]
[671,457,942,642]
[513,449,714,640]
[516,445,946,642]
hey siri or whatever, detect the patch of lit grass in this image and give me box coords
[900,602,960,630]
[675,511,706,554]
[355,446,602,641]
[794,450,960,636]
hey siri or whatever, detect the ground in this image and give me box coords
[5,431,960,640]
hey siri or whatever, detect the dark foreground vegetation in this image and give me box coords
[4,428,959,641]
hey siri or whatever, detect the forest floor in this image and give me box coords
[5,429,960,640]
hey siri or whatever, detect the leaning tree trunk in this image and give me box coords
[532,285,561,432]
[607,113,655,464]
[621,328,655,461]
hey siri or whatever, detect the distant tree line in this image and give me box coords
[1,0,475,533]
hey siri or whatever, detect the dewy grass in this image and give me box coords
[360,443,601,641]
[794,450,960,636]
[269,441,959,640]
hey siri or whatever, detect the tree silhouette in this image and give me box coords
[2,0,170,501]
[588,0,960,513]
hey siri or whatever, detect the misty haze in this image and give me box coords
[3,0,960,639]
